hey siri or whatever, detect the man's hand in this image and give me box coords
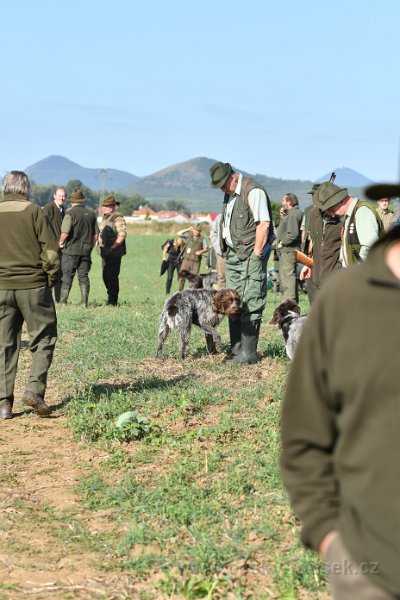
[319,530,336,557]
[300,266,311,280]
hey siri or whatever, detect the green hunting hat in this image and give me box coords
[102,195,117,207]
[307,183,321,195]
[365,183,400,200]
[210,162,233,189]
[193,224,202,232]
[313,182,349,211]
[69,189,85,203]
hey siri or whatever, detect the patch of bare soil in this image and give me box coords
[0,345,164,599]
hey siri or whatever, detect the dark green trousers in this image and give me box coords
[0,287,57,405]
[225,250,269,322]
[279,250,298,303]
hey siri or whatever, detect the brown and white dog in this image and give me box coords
[269,299,307,360]
[156,288,240,359]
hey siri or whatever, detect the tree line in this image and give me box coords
[30,179,281,220]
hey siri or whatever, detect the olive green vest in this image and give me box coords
[100,212,126,258]
[63,204,97,256]
[182,233,204,263]
[220,176,274,260]
[345,200,383,265]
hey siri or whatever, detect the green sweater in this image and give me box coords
[281,232,400,596]
[0,194,60,289]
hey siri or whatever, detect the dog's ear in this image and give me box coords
[291,302,301,316]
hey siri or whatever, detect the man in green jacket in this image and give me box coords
[281,216,400,598]
[210,161,274,364]
[276,193,303,302]
[313,181,382,266]
[0,171,59,419]
[176,225,208,291]
[58,190,98,307]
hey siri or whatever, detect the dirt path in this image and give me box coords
[0,369,145,599]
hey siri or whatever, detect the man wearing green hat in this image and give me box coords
[58,190,98,307]
[299,184,342,304]
[98,195,127,306]
[313,181,382,267]
[210,161,274,365]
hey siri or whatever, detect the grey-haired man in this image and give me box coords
[210,161,274,364]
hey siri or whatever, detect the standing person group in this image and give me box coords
[0,171,59,420]
[210,161,274,365]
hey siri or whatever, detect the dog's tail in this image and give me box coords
[165,296,185,328]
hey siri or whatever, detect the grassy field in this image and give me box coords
[8,226,328,599]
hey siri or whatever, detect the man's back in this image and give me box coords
[0,194,58,289]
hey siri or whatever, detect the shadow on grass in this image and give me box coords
[51,374,198,412]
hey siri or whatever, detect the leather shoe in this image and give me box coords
[22,390,51,416]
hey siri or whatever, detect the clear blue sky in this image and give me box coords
[1,0,399,183]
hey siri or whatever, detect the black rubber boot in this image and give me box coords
[80,284,90,308]
[59,284,71,304]
[228,317,242,356]
[226,320,261,365]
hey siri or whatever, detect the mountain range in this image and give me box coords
[24,155,374,212]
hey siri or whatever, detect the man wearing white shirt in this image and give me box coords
[210,162,274,364]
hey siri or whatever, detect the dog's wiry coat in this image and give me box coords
[269,299,307,360]
[156,288,240,359]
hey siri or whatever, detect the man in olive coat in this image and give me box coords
[281,209,400,598]
[58,190,98,307]
[210,161,274,364]
[43,186,66,302]
[276,193,303,302]
[0,171,59,419]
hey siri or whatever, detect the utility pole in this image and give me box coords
[99,168,107,210]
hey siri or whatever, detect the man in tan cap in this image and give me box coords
[313,181,382,267]
[210,161,274,364]
[98,195,127,306]
[58,190,98,306]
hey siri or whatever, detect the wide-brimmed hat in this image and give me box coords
[69,190,85,203]
[365,183,400,200]
[102,195,117,207]
[313,182,349,211]
[210,162,233,189]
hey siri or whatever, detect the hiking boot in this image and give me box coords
[22,389,51,417]
[0,399,13,420]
